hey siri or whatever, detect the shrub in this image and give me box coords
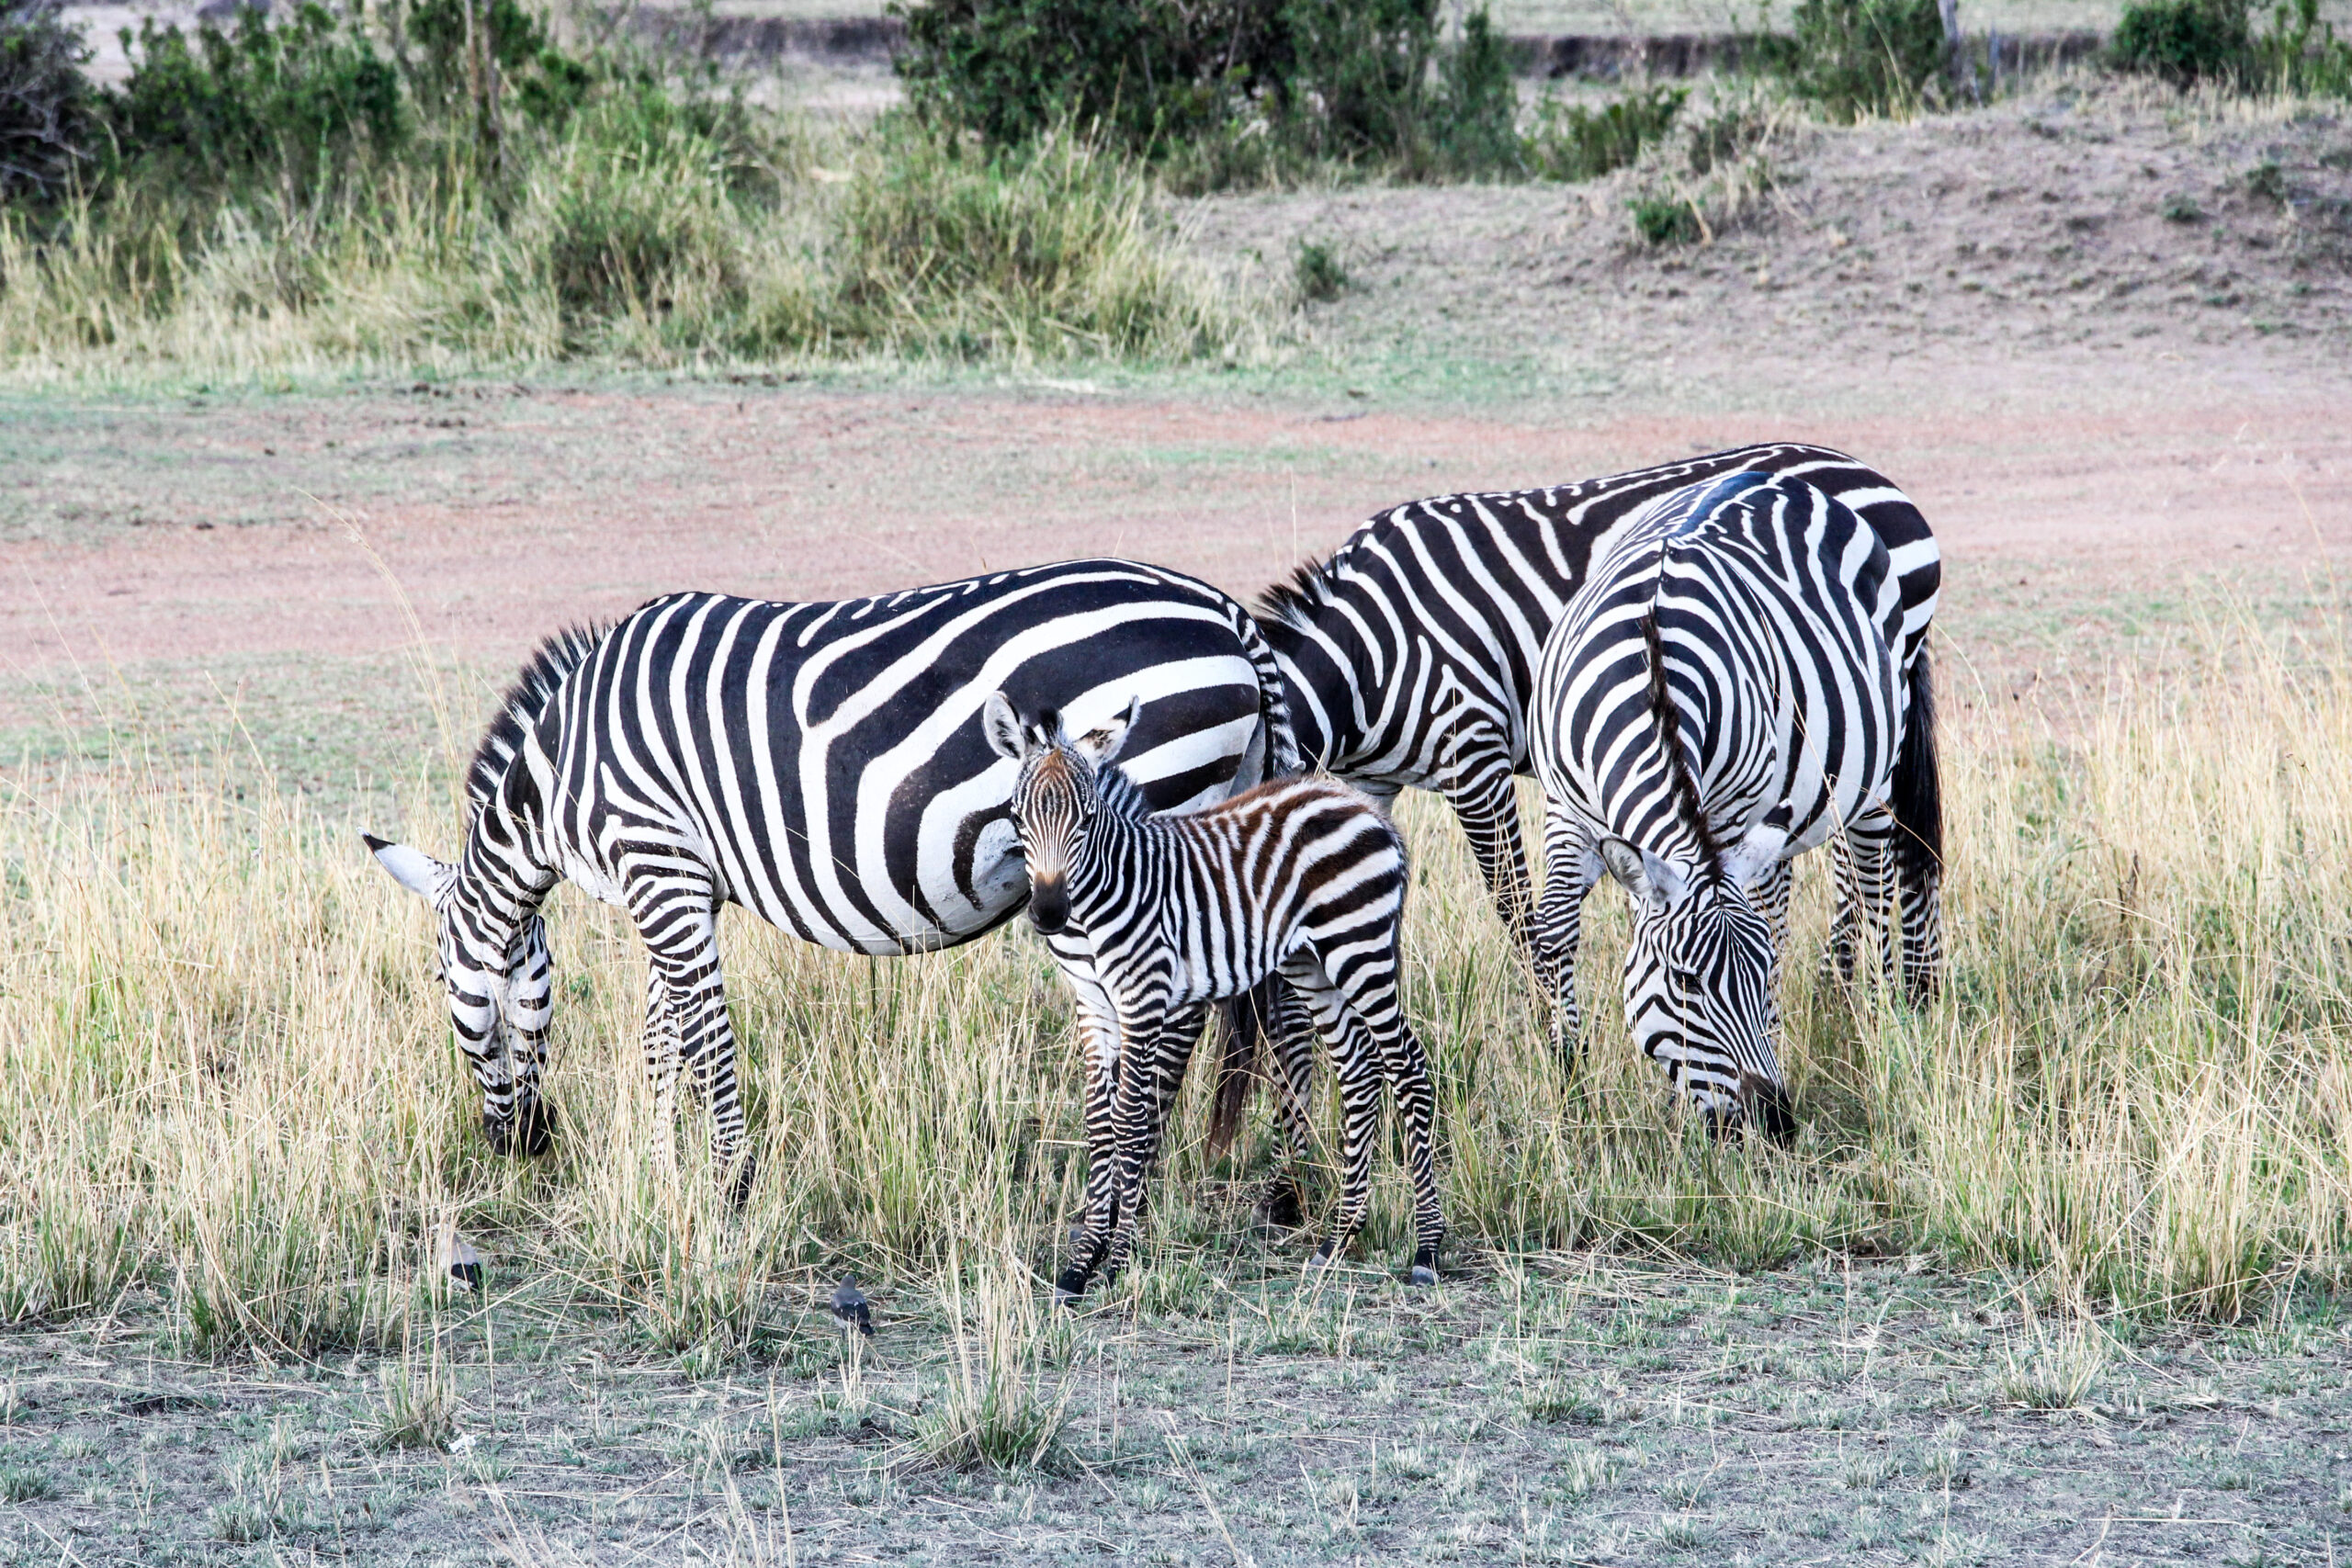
[1529,85,1685,181]
[2112,0,2251,83]
[2254,0,2352,95]
[105,2,403,201]
[1760,0,1950,122]
[0,0,96,204]
[895,0,1283,152]
[1428,6,1521,175]
[1628,190,1702,243]
[1294,239,1347,300]
[897,0,1532,179]
[831,123,1242,359]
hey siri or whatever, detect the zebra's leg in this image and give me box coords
[629,869,754,1205]
[1826,814,1899,995]
[1279,954,1385,1276]
[1313,942,1447,1286]
[1045,935,1125,1304]
[1442,740,1540,974]
[1258,981,1321,1230]
[1532,803,1601,1076]
[1081,985,1170,1294]
[1752,858,1793,1033]
[501,912,559,1156]
[1103,1004,1209,1283]
[1899,851,1945,1006]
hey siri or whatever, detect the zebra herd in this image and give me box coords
[368,442,1943,1295]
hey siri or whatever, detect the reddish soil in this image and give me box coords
[2,344,2346,692]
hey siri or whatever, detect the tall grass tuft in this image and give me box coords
[913,1241,1072,1472]
[0,616,2346,1348]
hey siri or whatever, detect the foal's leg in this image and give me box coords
[1046,935,1126,1303]
[1103,1003,1208,1282]
[1321,938,1447,1285]
[1280,953,1386,1273]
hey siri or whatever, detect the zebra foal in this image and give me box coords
[1529,470,1910,1134]
[985,693,1444,1301]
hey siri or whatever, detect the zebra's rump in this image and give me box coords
[506,560,1288,956]
[1533,473,1905,860]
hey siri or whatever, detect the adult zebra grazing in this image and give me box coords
[1528,470,1911,1134]
[985,693,1443,1300]
[1250,443,1942,1006]
[363,561,1299,1201]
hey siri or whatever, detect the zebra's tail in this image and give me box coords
[1208,978,1278,1157]
[1891,646,1943,995]
[1231,601,1303,780]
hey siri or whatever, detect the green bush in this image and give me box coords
[831,124,1238,358]
[895,0,1267,151]
[2253,0,2352,94]
[0,0,96,204]
[1529,85,1685,180]
[1756,0,1950,122]
[2112,0,2252,82]
[1294,239,1347,299]
[1628,190,1701,244]
[106,3,404,200]
[898,0,1535,179]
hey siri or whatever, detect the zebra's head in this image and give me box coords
[983,691,1139,936]
[362,833,558,1156]
[1600,821,1795,1143]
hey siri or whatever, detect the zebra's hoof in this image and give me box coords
[1053,1267,1091,1305]
[727,1156,758,1211]
[1408,1264,1439,1288]
[483,1105,557,1158]
[1306,1244,1337,1272]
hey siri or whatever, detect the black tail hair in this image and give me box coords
[1207,979,1278,1157]
[1642,608,1722,863]
[1892,647,1942,879]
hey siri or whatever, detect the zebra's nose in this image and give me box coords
[1742,1075,1796,1145]
[1028,880,1069,934]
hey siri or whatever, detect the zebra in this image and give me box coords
[1210,444,1943,1169]
[984,692,1444,1300]
[1527,469,1911,1134]
[362,560,1300,1202]
[1250,442,1941,1002]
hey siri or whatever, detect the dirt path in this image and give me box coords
[4,338,2346,691]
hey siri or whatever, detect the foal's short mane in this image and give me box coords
[466,623,609,811]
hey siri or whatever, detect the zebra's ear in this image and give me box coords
[364,833,453,904]
[1723,819,1789,891]
[1600,839,1685,912]
[982,691,1025,761]
[1074,695,1141,768]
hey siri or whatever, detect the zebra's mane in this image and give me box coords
[1089,750,1150,822]
[1639,608,1723,868]
[1254,556,1338,634]
[465,622,609,811]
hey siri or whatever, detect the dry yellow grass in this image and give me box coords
[1,617,2346,1367]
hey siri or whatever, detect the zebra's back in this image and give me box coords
[518,560,1289,955]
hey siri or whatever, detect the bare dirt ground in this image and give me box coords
[2,1256,2347,1566]
[4,74,2351,1568]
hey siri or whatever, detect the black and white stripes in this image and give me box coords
[987,694,1443,1300]
[1529,470,1913,1132]
[367,560,1299,1196]
[1255,443,1941,1005]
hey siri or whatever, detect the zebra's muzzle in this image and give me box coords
[1740,1073,1796,1145]
[1027,879,1070,934]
